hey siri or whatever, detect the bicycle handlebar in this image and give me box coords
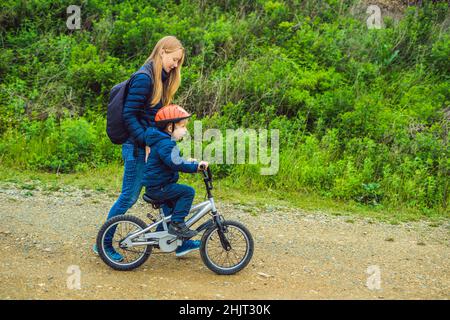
[199,164,211,176]
[198,164,213,192]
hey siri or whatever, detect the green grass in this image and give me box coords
[0,164,448,224]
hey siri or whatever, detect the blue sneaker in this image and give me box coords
[175,240,201,257]
[94,243,124,262]
[105,245,124,262]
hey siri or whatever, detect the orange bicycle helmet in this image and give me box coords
[155,104,192,129]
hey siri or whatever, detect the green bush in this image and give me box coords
[0,0,448,214]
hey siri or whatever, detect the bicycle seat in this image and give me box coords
[142,194,174,209]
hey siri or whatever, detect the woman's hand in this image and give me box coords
[145,146,151,163]
[198,161,209,171]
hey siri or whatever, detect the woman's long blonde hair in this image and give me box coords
[145,36,185,106]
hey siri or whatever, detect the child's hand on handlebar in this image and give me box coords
[198,161,209,171]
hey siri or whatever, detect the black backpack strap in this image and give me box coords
[133,62,153,82]
[126,62,153,96]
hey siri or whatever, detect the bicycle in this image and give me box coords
[96,166,254,275]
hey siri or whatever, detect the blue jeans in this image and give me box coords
[104,143,145,244]
[145,183,195,223]
[104,143,173,243]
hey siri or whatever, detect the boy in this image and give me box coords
[142,104,208,239]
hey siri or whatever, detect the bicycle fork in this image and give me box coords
[213,212,232,251]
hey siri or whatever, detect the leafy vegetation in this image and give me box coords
[1,0,449,218]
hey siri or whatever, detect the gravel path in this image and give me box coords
[0,183,448,299]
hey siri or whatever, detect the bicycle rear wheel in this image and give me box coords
[96,215,152,271]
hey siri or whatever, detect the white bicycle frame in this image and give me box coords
[120,196,218,248]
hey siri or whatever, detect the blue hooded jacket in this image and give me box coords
[142,127,199,188]
[122,61,169,147]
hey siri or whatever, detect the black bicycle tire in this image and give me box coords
[96,215,152,271]
[200,220,254,275]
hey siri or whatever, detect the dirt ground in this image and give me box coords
[0,183,448,300]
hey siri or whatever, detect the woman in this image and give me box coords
[94,36,201,261]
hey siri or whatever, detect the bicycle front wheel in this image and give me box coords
[200,220,254,275]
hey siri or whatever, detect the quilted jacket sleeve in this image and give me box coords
[122,73,152,146]
[158,140,199,173]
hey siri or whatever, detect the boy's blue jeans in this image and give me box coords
[145,183,195,223]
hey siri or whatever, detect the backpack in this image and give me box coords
[106,65,153,144]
